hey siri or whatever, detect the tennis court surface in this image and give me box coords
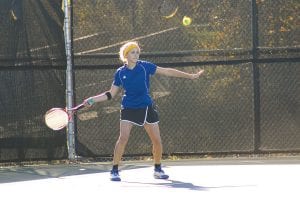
[0,156,299,200]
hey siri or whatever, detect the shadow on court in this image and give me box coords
[0,165,106,183]
[0,163,151,184]
[123,179,255,191]
[122,179,207,191]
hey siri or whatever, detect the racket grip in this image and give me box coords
[68,103,85,111]
[75,103,85,110]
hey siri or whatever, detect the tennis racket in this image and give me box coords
[44,103,85,131]
[159,0,179,19]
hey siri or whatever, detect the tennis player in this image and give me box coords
[83,41,204,181]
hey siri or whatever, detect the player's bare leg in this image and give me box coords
[144,123,169,179]
[144,123,162,163]
[110,121,133,181]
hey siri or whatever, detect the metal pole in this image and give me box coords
[251,0,261,153]
[64,0,76,160]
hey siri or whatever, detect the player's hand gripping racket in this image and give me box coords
[44,103,85,131]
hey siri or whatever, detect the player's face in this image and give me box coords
[127,48,140,65]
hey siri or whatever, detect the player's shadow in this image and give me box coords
[165,180,255,191]
[123,179,255,191]
[162,179,208,191]
[123,179,208,191]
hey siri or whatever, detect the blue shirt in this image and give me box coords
[113,60,157,109]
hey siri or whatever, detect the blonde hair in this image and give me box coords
[119,41,140,63]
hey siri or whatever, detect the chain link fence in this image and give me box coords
[259,62,300,151]
[73,0,254,66]
[0,0,67,162]
[75,63,255,157]
[73,0,300,158]
[0,0,299,162]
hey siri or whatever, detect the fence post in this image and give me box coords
[251,0,261,153]
[64,0,76,160]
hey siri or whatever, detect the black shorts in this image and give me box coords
[120,104,159,126]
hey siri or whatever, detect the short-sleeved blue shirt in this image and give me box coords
[113,60,157,109]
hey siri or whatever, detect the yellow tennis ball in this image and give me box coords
[182,16,192,26]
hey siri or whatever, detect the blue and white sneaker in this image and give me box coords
[110,170,121,181]
[154,169,169,179]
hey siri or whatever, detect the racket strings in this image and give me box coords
[45,108,69,130]
[45,104,85,130]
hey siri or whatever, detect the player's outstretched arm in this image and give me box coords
[156,67,204,79]
[83,85,119,107]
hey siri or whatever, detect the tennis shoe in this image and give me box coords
[154,169,169,179]
[110,170,121,181]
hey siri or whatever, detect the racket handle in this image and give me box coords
[75,103,85,110]
[68,103,85,111]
